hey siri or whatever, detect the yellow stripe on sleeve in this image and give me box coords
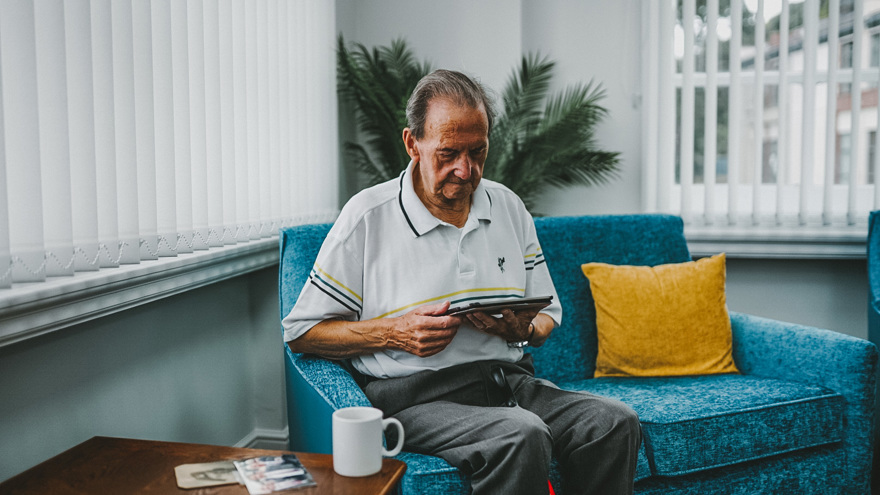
[314,263,363,302]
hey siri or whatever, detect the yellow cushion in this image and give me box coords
[581,253,739,378]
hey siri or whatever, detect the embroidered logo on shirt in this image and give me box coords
[498,257,505,273]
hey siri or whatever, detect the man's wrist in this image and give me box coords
[507,322,536,348]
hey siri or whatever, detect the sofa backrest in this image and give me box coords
[279,223,334,321]
[531,215,691,382]
[278,214,692,382]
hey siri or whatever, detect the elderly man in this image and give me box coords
[283,69,641,494]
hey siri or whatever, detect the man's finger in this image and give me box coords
[500,309,518,325]
[414,327,457,342]
[466,311,494,327]
[411,331,456,357]
[412,300,451,316]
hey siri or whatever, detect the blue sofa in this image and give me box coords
[280,214,878,494]
[866,210,880,489]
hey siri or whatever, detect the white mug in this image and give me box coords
[332,406,405,477]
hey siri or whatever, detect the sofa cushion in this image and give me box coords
[394,452,469,495]
[558,374,844,476]
[581,254,739,377]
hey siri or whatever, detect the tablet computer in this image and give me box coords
[443,296,554,316]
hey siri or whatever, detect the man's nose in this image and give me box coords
[453,156,473,180]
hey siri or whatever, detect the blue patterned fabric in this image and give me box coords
[728,311,878,493]
[279,215,878,495]
[393,452,468,494]
[868,210,880,487]
[634,445,846,495]
[560,374,843,476]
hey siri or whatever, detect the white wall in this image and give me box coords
[336,0,870,340]
[0,267,286,482]
[522,0,645,216]
[726,258,867,338]
[336,0,522,95]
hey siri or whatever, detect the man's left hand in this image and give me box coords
[465,308,540,343]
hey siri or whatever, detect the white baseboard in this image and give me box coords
[236,426,290,451]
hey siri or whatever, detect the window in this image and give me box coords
[0,0,339,344]
[642,0,876,247]
[838,133,853,184]
[869,31,879,87]
[842,40,854,94]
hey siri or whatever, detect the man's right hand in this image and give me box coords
[288,301,462,359]
[387,301,462,357]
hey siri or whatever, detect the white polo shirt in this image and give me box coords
[282,162,562,378]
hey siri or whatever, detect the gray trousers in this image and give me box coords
[362,355,641,495]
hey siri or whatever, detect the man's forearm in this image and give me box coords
[287,301,463,359]
[287,319,391,359]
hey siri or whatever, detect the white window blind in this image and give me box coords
[0,0,339,291]
[643,0,880,236]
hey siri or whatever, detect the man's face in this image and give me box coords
[404,98,489,208]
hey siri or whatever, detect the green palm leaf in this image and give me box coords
[486,55,619,211]
[337,36,429,181]
[488,54,555,180]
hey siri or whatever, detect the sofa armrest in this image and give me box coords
[730,312,877,388]
[869,210,880,357]
[284,346,371,454]
[729,311,878,492]
[287,347,371,409]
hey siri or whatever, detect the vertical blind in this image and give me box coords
[0,0,339,290]
[643,0,879,228]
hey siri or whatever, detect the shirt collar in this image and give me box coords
[398,161,492,237]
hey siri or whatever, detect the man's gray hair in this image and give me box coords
[406,69,495,139]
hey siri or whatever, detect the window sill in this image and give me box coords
[0,238,280,348]
[685,225,867,259]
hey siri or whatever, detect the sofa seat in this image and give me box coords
[560,374,844,477]
[390,373,844,491]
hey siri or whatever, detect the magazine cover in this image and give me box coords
[233,455,317,494]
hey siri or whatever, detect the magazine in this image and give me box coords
[233,455,317,494]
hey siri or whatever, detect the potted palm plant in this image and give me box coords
[337,36,620,212]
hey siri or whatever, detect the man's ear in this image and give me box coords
[402,128,419,162]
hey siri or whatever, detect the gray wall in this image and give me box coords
[0,267,285,481]
[337,0,869,340]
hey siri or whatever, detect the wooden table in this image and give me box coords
[0,436,407,495]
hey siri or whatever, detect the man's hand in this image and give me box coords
[387,301,463,357]
[466,308,538,341]
[466,309,554,347]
